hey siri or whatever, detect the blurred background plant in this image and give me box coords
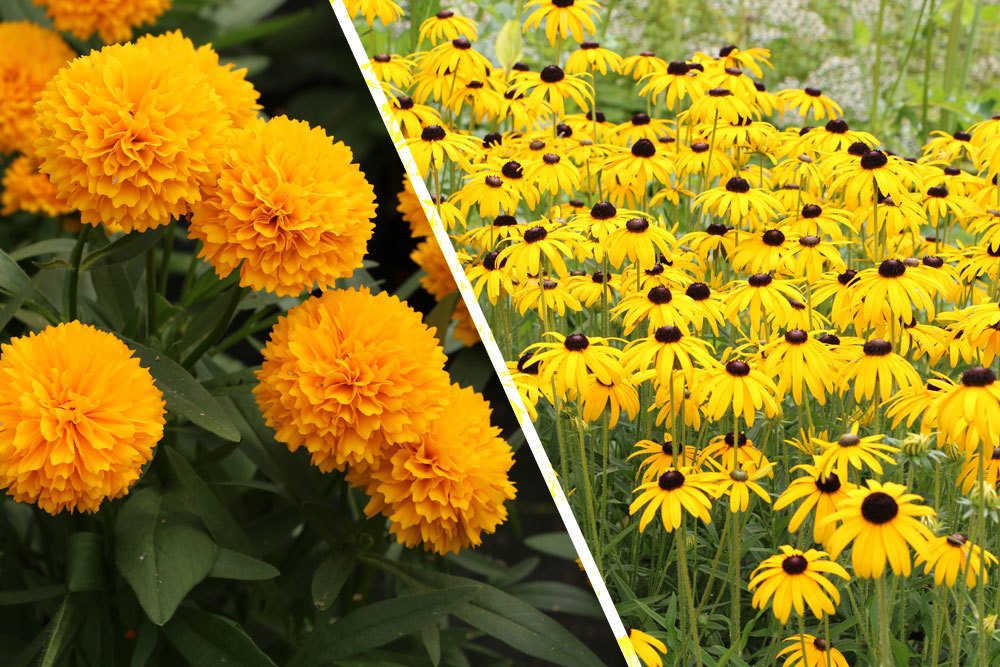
[0,0,620,664]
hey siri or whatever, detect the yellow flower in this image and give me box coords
[814,430,899,481]
[405,125,481,175]
[0,22,74,155]
[397,174,432,237]
[773,462,856,547]
[565,41,623,76]
[628,629,667,667]
[344,0,404,26]
[254,288,451,472]
[0,322,165,514]
[523,0,601,46]
[363,383,516,554]
[525,332,623,397]
[411,238,458,300]
[419,9,478,45]
[748,546,849,623]
[190,116,375,296]
[917,533,997,589]
[35,0,170,43]
[822,479,935,578]
[777,86,843,121]
[697,357,780,427]
[713,466,773,513]
[629,467,721,532]
[776,635,850,667]
[34,33,250,232]
[1,155,72,217]
[840,338,920,403]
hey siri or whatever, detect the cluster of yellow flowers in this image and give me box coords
[0,20,516,555]
[354,0,1000,663]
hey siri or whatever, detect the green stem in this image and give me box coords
[676,523,702,667]
[66,225,92,322]
[146,247,157,336]
[182,286,246,369]
[870,0,887,134]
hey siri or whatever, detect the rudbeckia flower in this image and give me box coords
[748,546,849,623]
[698,357,780,426]
[694,177,782,228]
[761,329,836,405]
[638,61,706,109]
[776,86,843,121]
[512,276,583,316]
[685,87,758,125]
[526,152,582,195]
[612,286,697,335]
[629,437,700,482]
[603,216,676,267]
[602,140,675,188]
[390,95,443,138]
[565,41,623,76]
[405,125,481,175]
[509,65,592,117]
[828,149,916,207]
[0,22,74,155]
[813,430,899,481]
[773,462,855,546]
[190,116,376,296]
[723,273,805,338]
[917,533,997,588]
[621,50,669,80]
[254,288,451,472]
[822,479,935,577]
[936,366,1000,453]
[344,0,404,26]
[840,338,921,402]
[713,465,773,513]
[564,269,620,306]
[578,369,640,426]
[776,635,850,667]
[368,52,415,91]
[524,332,623,397]
[715,44,772,78]
[628,628,667,667]
[629,468,721,532]
[0,322,165,514]
[466,252,515,303]
[364,383,516,554]
[623,324,716,382]
[523,0,601,46]
[35,0,170,43]
[698,431,773,475]
[418,9,478,44]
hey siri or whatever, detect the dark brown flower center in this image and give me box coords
[819,333,840,345]
[421,125,447,141]
[801,204,822,218]
[667,61,689,75]
[799,235,821,247]
[482,132,502,147]
[878,259,906,278]
[540,65,565,83]
[708,87,732,97]
[847,141,869,156]
[543,153,561,165]
[686,282,710,301]
[647,286,672,304]
[396,95,415,109]
[523,226,547,243]
[726,360,751,377]
[485,175,502,188]
[863,339,892,356]
[436,9,454,18]
[631,138,657,158]
[517,351,540,375]
[591,271,609,283]
[374,53,391,63]
[962,367,996,387]
[452,37,471,50]
[861,491,899,524]
[564,333,589,351]
[860,150,888,170]
[726,177,750,193]
[748,273,772,287]
[724,431,748,446]
[922,255,944,268]
[782,555,808,574]
[632,112,651,125]
[815,472,842,493]
[706,223,729,236]
[655,325,683,343]
[838,433,860,447]
[804,86,822,97]
[658,470,685,490]
[502,161,524,179]
[691,141,710,153]
[483,251,500,270]
[784,329,808,344]
[947,533,968,547]
[762,229,785,246]
[825,118,849,133]
[627,217,650,233]
[494,214,516,226]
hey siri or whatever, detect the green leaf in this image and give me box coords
[122,338,241,442]
[9,239,76,261]
[163,607,277,667]
[67,532,104,593]
[39,596,85,667]
[114,488,220,626]
[425,291,460,348]
[0,271,47,334]
[445,345,493,392]
[420,624,441,667]
[289,587,480,667]
[0,585,66,607]
[369,558,604,667]
[0,248,31,295]
[163,447,254,552]
[212,0,285,28]
[494,20,524,72]
[213,9,314,49]
[311,553,355,611]
[507,582,603,618]
[129,618,158,667]
[524,532,579,561]
[80,227,167,270]
[209,548,280,581]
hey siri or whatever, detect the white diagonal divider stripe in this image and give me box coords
[328,2,639,664]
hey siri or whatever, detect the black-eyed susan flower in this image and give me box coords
[713,465,773,513]
[621,50,669,80]
[466,252,514,303]
[685,87,758,125]
[761,329,836,405]
[623,324,716,382]
[525,332,623,397]
[604,216,676,267]
[523,0,601,45]
[699,431,772,474]
[364,383,515,554]
[776,635,850,667]
[841,338,921,402]
[565,41,623,76]
[773,462,856,546]
[629,437,700,482]
[391,95,443,138]
[814,430,899,482]
[629,468,721,532]
[579,369,640,426]
[694,177,782,228]
[828,149,916,207]
[526,152,582,195]
[405,125,480,176]
[822,479,935,577]
[627,629,667,667]
[638,61,705,109]
[731,228,796,274]
[777,86,843,121]
[748,546,849,623]
[254,288,451,472]
[564,270,621,306]
[0,22,74,155]
[612,286,697,335]
[512,276,583,316]
[0,322,165,514]
[496,223,584,281]
[917,533,997,588]
[190,116,376,296]
[936,366,1000,453]
[675,140,736,181]
[369,53,414,91]
[418,9,478,44]
[602,139,674,188]
[510,65,592,117]
[698,357,780,426]
[723,273,805,338]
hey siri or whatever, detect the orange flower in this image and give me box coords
[0,322,165,514]
[1,156,72,217]
[34,0,171,44]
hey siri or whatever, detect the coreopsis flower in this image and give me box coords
[344,0,404,26]
[35,0,170,43]
[254,288,451,472]
[0,22,74,155]
[629,468,721,532]
[822,479,935,577]
[627,629,667,667]
[698,358,780,427]
[776,86,843,120]
[776,635,850,667]
[190,116,375,296]
[773,462,855,546]
[748,546,849,623]
[1,156,72,217]
[418,9,478,44]
[363,383,516,554]
[841,338,921,402]
[917,533,997,588]
[813,430,899,481]
[35,33,255,232]
[936,366,1000,453]
[0,322,165,514]
[523,0,601,45]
